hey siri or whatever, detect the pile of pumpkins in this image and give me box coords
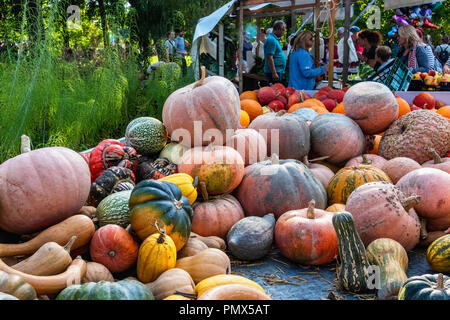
[0,66,449,300]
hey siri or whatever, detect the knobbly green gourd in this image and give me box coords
[95,190,132,228]
[125,117,168,156]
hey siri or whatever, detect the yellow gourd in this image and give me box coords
[158,173,198,205]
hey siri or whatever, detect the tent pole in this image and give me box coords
[219,23,225,77]
[256,18,261,58]
[314,0,320,67]
[291,0,297,35]
[328,0,337,88]
[239,0,244,93]
[342,0,351,87]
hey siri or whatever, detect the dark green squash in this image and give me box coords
[226,214,275,261]
[332,211,371,293]
[398,273,450,300]
[129,180,193,251]
[366,238,408,300]
[56,280,154,300]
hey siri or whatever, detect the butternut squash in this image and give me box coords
[189,232,226,251]
[197,284,272,300]
[0,256,87,295]
[11,236,76,276]
[175,248,231,284]
[0,215,95,257]
[177,237,208,259]
[81,262,115,283]
[0,270,37,300]
[145,268,195,300]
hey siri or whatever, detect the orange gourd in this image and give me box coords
[240,99,263,121]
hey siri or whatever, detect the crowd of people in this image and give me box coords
[239,20,450,90]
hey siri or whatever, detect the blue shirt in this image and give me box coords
[175,36,186,54]
[263,33,286,74]
[288,48,326,90]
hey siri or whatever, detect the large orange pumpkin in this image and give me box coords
[240,99,263,122]
[436,106,450,119]
[239,91,258,101]
[178,145,244,195]
[162,66,240,147]
[332,102,345,114]
[343,82,399,135]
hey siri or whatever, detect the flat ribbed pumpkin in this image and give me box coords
[240,99,263,122]
[162,66,240,147]
[326,165,392,205]
[137,225,177,283]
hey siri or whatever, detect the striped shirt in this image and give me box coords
[423,44,435,70]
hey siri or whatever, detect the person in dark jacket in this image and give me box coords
[397,25,430,74]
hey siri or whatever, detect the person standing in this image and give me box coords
[174,28,188,75]
[357,30,382,70]
[164,30,176,62]
[242,31,253,73]
[288,30,328,90]
[397,25,430,74]
[263,20,287,84]
[253,28,266,59]
[435,35,450,67]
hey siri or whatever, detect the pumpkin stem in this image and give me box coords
[303,155,310,167]
[270,153,280,165]
[193,66,206,89]
[108,250,116,258]
[173,200,183,210]
[154,220,167,244]
[63,236,77,253]
[307,200,316,219]
[276,110,286,117]
[175,290,198,299]
[361,154,372,165]
[420,218,428,240]
[199,181,209,201]
[20,135,31,153]
[437,273,444,290]
[193,176,199,188]
[400,195,421,212]
[309,155,330,162]
[428,148,442,164]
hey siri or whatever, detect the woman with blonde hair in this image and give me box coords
[288,30,328,90]
[397,25,430,73]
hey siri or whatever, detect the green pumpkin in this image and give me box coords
[56,280,154,300]
[129,180,193,251]
[398,273,450,300]
[125,117,168,156]
[96,190,132,228]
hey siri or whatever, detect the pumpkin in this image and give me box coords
[287,99,326,113]
[159,142,189,165]
[396,168,450,231]
[227,128,267,166]
[345,182,421,250]
[240,110,250,127]
[89,139,138,183]
[422,148,450,174]
[191,182,244,239]
[287,90,309,107]
[436,105,450,119]
[178,145,244,195]
[343,81,399,135]
[326,165,392,205]
[227,213,275,261]
[275,200,338,265]
[162,66,240,147]
[332,211,371,293]
[292,107,318,124]
[82,262,115,283]
[0,146,91,235]
[145,268,195,300]
[413,92,435,109]
[136,156,177,181]
[398,273,450,300]
[175,248,231,284]
[366,134,382,155]
[378,110,450,164]
[396,96,411,119]
[235,154,327,219]
[239,90,258,101]
[56,280,154,300]
[137,225,177,283]
[381,157,422,184]
[0,270,37,300]
[0,292,18,300]
[249,110,310,161]
[177,237,208,259]
[189,232,226,251]
[366,238,409,300]
[309,113,366,165]
[240,99,264,122]
[125,117,168,156]
[95,190,133,228]
[158,173,198,205]
[89,224,139,273]
[326,203,346,213]
[88,166,135,207]
[197,284,271,300]
[332,102,345,114]
[344,154,387,169]
[302,156,335,189]
[163,294,192,300]
[129,180,193,251]
[258,86,277,105]
[426,234,450,273]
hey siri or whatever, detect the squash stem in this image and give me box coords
[437,273,444,290]
[419,218,428,240]
[401,195,421,212]
[199,181,209,201]
[63,236,77,253]
[175,290,198,299]
[270,153,280,165]
[303,155,310,167]
[20,135,31,153]
[361,154,372,165]
[173,200,183,210]
[276,110,286,117]
[428,148,442,164]
[307,200,316,219]
[308,155,330,162]
[193,66,206,89]
[108,250,116,257]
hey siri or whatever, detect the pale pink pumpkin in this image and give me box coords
[345,154,387,169]
[227,129,267,167]
[422,148,450,174]
[381,157,422,184]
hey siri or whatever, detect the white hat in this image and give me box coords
[337,27,345,34]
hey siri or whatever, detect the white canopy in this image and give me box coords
[384,0,445,10]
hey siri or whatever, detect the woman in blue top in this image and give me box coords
[288,30,328,90]
[396,25,430,74]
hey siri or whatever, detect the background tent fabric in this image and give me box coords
[384,0,445,10]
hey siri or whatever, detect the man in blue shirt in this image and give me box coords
[174,28,187,75]
[264,21,287,84]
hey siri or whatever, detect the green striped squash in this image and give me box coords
[426,234,450,273]
[96,190,132,228]
[332,211,371,293]
[326,165,392,205]
[125,117,168,156]
[56,280,154,300]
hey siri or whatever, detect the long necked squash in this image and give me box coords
[426,234,450,273]
[332,211,371,293]
[145,268,195,300]
[365,238,408,300]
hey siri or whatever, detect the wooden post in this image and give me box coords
[256,18,261,58]
[328,0,337,88]
[239,0,244,93]
[314,0,321,67]
[218,23,225,77]
[291,0,296,35]
[341,0,351,87]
